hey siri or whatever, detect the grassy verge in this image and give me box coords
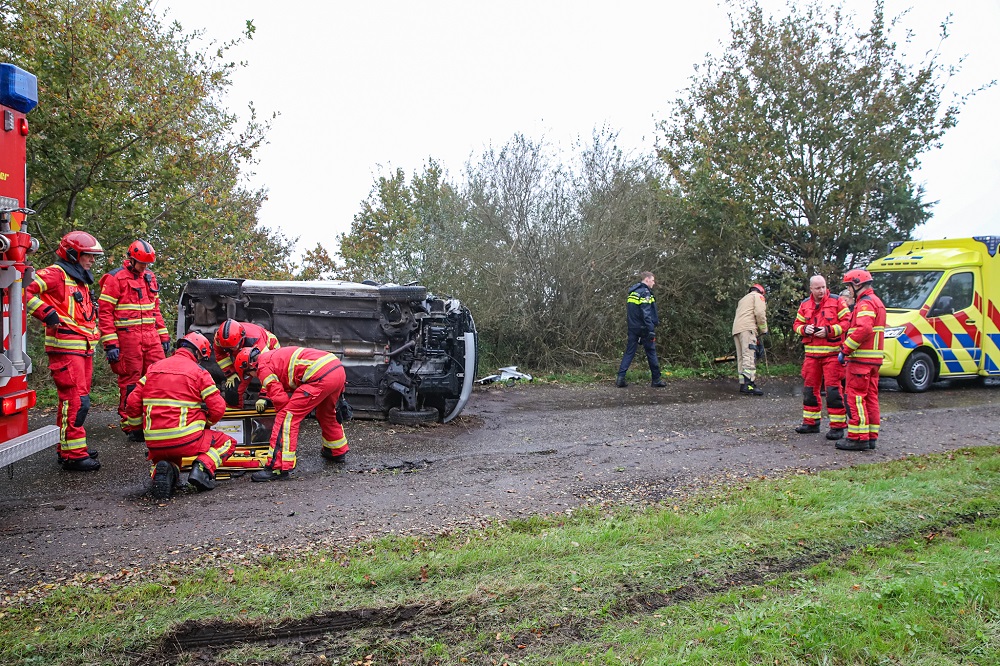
[2,448,998,665]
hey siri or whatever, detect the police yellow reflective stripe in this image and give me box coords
[627,292,654,305]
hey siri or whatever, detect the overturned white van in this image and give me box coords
[176,279,477,424]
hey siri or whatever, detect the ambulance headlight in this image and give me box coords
[883,326,906,339]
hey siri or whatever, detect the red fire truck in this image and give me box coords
[0,63,58,470]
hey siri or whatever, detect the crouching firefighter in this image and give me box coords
[213,318,280,407]
[125,332,236,499]
[792,275,851,440]
[25,231,104,471]
[234,346,349,482]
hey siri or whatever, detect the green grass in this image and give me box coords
[2,448,998,665]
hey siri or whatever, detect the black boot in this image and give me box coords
[835,438,869,451]
[795,423,820,434]
[321,448,347,463]
[739,378,764,396]
[126,429,145,443]
[187,460,217,492]
[615,376,628,388]
[826,428,845,440]
[251,467,292,482]
[651,379,667,388]
[61,455,101,472]
[151,460,178,499]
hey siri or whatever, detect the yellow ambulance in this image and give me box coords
[867,236,1000,392]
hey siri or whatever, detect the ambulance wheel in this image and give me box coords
[898,351,934,393]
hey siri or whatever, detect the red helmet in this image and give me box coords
[215,319,246,351]
[127,239,156,264]
[177,332,212,361]
[751,283,766,295]
[842,269,873,288]
[56,231,104,263]
[234,347,261,379]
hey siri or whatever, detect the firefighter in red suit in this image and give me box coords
[25,231,104,471]
[98,240,171,441]
[837,269,887,451]
[792,275,851,440]
[125,332,236,499]
[213,319,280,407]
[234,345,348,482]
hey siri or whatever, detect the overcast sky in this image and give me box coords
[158,0,1000,261]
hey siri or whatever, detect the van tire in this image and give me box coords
[183,279,241,297]
[379,285,427,303]
[387,407,439,425]
[898,351,934,393]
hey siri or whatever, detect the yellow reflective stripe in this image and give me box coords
[200,385,219,400]
[261,373,279,389]
[144,422,207,441]
[852,350,883,358]
[99,333,118,344]
[45,336,90,350]
[114,303,157,311]
[301,354,338,383]
[845,338,861,351]
[804,344,839,354]
[856,310,875,318]
[217,356,234,372]
[143,398,203,408]
[98,294,118,305]
[287,348,306,386]
[125,416,142,427]
[281,412,295,465]
[156,327,169,337]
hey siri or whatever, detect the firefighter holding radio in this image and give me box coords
[125,332,236,499]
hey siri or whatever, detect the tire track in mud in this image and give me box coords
[150,509,995,664]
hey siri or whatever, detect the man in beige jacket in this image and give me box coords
[732,283,769,395]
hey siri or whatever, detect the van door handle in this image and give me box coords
[966,320,976,325]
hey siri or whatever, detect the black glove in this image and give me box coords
[335,394,353,424]
[162,341,171,357]
[105,346,120,363]
[42,311,60,327]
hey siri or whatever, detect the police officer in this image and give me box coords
[615,272,666,388]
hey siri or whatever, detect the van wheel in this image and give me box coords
[898,351,934,392]
[184,279,240,297]
[387,407,439,426]
[379,285,427,303]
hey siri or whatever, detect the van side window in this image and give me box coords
[930,272,974,316]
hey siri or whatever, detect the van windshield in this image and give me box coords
[872,271,943,309]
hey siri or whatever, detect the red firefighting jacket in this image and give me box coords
[793,293,850,357]
[842,287,887,365]
[25,262,99,355]
[256,346,342,412]
[124,347,227,444]
[215,322,280,376]
[97,262,169,350]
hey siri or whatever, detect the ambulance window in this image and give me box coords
[931,272,974,316]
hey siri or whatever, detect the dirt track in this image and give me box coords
[1,376,997,593]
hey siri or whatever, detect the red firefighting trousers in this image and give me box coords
[48,353,93,460]
[111,328,165,432]
[267,367,348,472]
[147,428,237,474]
[845,362,881,443]
[801,355,846,428]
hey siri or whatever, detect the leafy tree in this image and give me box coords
[296,242,339,280]
[657,0,968,341]
[0,0,293,309]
